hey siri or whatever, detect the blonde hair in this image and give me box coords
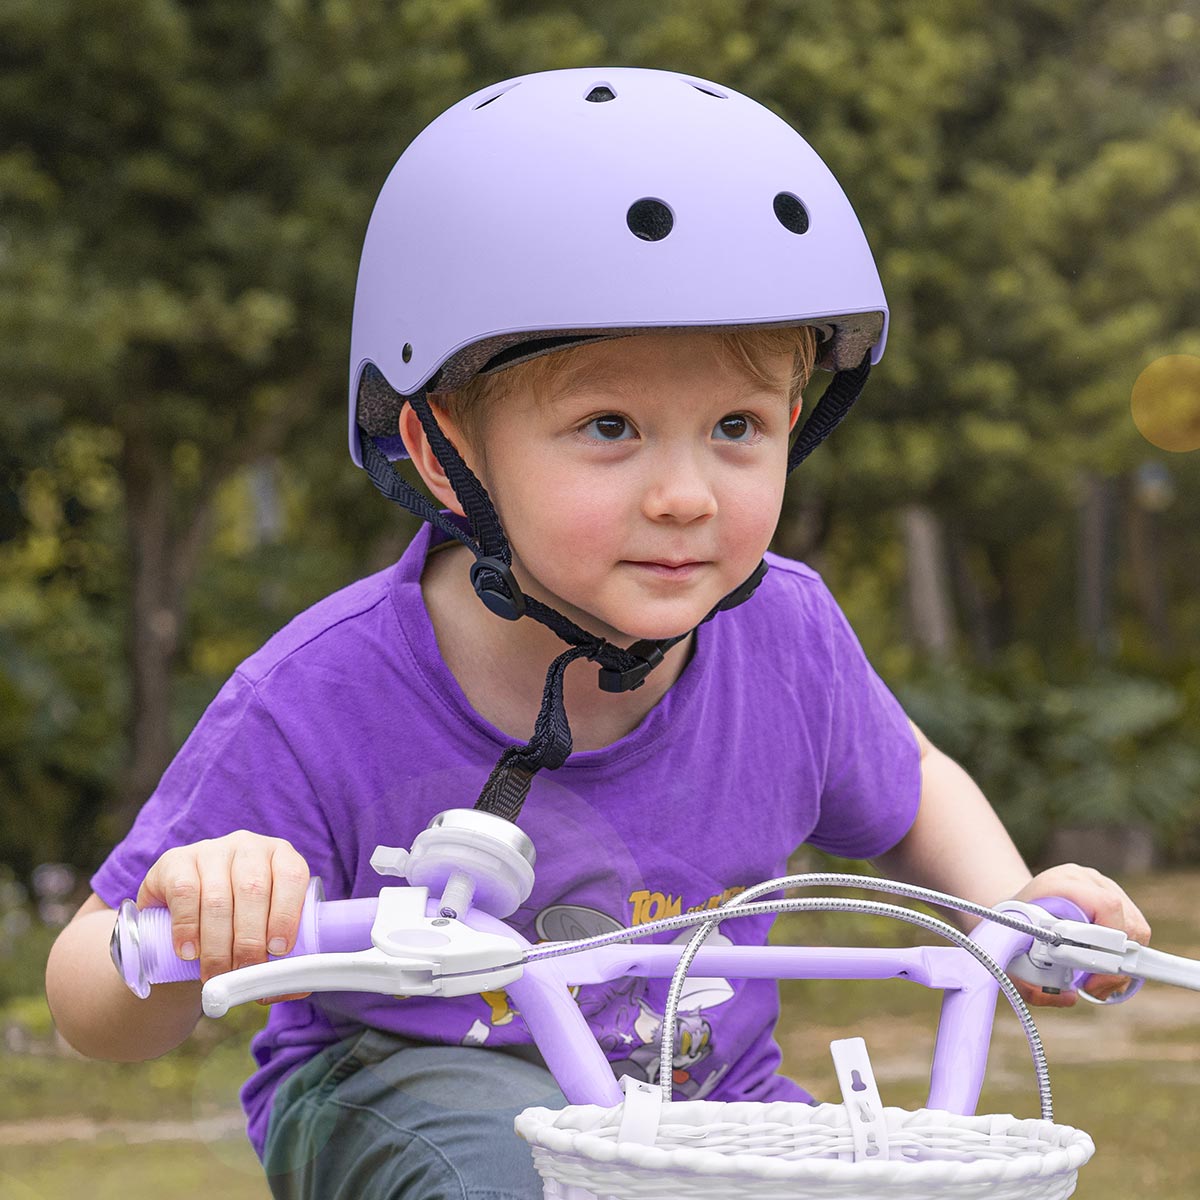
[431,325,820,448]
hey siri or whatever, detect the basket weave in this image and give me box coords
[515,1099,1095,1200]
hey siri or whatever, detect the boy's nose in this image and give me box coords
[641,453,718,523]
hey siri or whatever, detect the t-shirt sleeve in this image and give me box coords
[805,582,922,859]
[90,670,346,909]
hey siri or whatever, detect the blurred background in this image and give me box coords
[1,0,1198,1195]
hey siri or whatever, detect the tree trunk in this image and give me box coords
[981,542,1015,650]
[117,430,180,832]
[902,503,956,660]
[946,524,996,666]
[1124,481,1173,658]
[116,432,216,834]
[1077,471,1117,659]
[111,382,315,835]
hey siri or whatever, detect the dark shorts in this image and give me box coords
[263,1029,567,1200]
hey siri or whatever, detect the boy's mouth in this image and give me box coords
[625,559,707,579]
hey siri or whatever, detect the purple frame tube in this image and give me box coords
[467,910,1037,1115]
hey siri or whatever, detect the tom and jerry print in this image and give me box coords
[461,884,745,1098]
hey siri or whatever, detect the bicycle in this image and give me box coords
[110,808,1200,1199]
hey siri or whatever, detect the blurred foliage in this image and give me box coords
[897,660,1200,859]
[0,866,59,1005]
[0,0,1198,880]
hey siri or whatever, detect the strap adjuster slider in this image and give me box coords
[470,557,526,621]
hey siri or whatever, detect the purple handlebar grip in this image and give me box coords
[110,878,382,998]
[1031,896,1088,924]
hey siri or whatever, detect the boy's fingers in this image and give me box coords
[1014,977,1077,1009]
[1119,897,1152,947]
[265,841,310,956]
[1080,972,1131,1001]
[1083,871,1152,944]
[229,843,274,971]
[1022,865,1152,947]
[198,848,236,984]
[139,852,203,962]
[257,992,313,1006]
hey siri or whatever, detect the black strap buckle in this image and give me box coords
[597,640,666,694]
[469,557,526,621]
[714,559,768,612]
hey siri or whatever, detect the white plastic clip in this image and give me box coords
[370,845,411,878]
[830,1036,890,1163]
[616,1075,662,1147]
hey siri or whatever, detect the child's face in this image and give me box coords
[468,331,800,645]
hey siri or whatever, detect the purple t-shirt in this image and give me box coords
[92,523,921,1157]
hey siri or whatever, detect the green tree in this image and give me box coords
[2,1,1197,875]
[1,0,508,838]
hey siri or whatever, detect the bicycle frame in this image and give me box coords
[427,903,1037,1115]
[186,890,1045,1115]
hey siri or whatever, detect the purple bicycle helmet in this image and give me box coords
[349,65,887,464]
[346,67,890,822]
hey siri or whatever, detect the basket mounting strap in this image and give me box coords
[616,1075,663,1148]
[831,1036,891,1163]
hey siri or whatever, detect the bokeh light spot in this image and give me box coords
[1130,354,1200,452]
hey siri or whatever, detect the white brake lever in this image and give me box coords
[1026,916,1197,990]
[201,885,524,1017]
[997,901,1200,995]
[201,948,436,1017]
[1103,942,1200,992]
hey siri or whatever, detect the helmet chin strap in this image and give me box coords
[357,353,870,821]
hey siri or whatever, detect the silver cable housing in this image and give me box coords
[523,874,1056,1119]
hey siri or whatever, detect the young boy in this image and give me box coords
[46,67,1149,1200]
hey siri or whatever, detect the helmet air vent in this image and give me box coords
[585,84,616,103]
[773,192,810,234]
[687,81,727,99]
[626,198,674,242]
[473,83,521,110]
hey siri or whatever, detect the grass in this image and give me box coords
[0,981,273,1200]
[0,998,267,1124]
[4,871,1200,1197]
[0,1139,268,1200]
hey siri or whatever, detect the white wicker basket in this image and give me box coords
[515,1098,1095,1200]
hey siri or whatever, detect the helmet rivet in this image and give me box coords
[402,343,413,363]
[773,192,810,235]
[626,198,674,242]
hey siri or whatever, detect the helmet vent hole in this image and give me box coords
[473,83,520,110]
[626,198,674,242]
[585,85,616,103]
[402,343,413,363]
[688,82,727,99]
[773,192,810,234]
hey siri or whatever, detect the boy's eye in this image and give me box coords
[714,414,756,442]
[584,415,634,441]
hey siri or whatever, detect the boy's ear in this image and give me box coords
[397,401,470,518]
[788,398,803,433]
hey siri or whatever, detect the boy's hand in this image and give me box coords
[136,831,313,1003]
[1008,863,1152,1008]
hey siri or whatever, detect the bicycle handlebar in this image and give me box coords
[108,812,1200,1120]
[114,874,1200,1007]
